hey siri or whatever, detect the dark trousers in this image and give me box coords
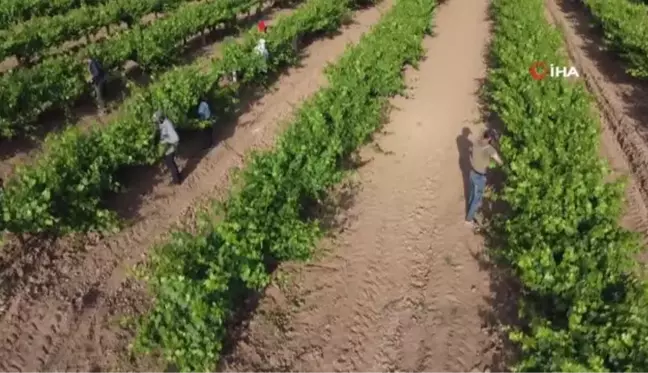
[164,152,182,184]
[93,79,106,110]
[204,120,217,147]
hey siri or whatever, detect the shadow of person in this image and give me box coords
[456,127,473,215]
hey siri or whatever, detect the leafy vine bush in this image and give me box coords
[0,0,108,29]
[0,0,262,138]
[580,0,648,78]
[487,0,648,370]
[0,0,192,61]
[0,0,354,235]
[133,0,434,370]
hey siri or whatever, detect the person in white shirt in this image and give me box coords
[153,110,182,185]
[232,24,269,83]
[255,38,269,60]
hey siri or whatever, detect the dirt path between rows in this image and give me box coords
[544,0,648,245]
[222,0,508,370]
[0,2,393,370]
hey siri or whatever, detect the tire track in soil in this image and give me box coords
[0,3,393,371]
[544,0,648,245]
[222,0,498,370]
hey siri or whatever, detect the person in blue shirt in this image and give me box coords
[197,97,216,147]
[198,98,211,120]
[87,57,106,114]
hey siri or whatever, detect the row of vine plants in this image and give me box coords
[0,0,193,62]
[0,0,263,138]
[487,0,648,370]
[0,0,354,235]
[580,0,648,78]
[0,0,109,29]
[132,0,435,370]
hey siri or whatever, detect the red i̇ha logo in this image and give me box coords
[529,61,549,80]
[529,61,579,80]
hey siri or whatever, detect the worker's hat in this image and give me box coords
[258,20,267,33]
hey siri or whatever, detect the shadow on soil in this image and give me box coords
[0,2,292,164]
[456,126,472,214]
[554,0,648,137]
[106,12,356,224]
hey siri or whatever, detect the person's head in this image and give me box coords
[482,128,497,144]
[152,110,164,124]
[259,38,266,45]
[258,20,267,33]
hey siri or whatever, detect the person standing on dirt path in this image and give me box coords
[465,128,503,227]
[87,57,107,115]
[197,97,217,147]
[153,110,182,185]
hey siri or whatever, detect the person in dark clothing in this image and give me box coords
[197,97,216,147]
[153,110,182,185]
[87,57,107,114]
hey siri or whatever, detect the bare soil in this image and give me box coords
[0,2,394,371]
[543,0,648,246]
[221,0,515,370]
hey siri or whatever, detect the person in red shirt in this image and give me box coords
[232,20,269,83]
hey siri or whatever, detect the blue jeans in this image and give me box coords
[466,170,487,221]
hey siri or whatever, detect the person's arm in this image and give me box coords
[159,130,170,145]
[89,61,98,84]
[89,60,104,84]
[491,151,503,165]
[164,120,180,145]
[159,122,171,145]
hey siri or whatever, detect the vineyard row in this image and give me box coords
[488,0,648,370]
[0,0,193,62]
[0,0,110,30]
[0,0,351,235]
[0,0,264,138]
[132,0,435,370]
